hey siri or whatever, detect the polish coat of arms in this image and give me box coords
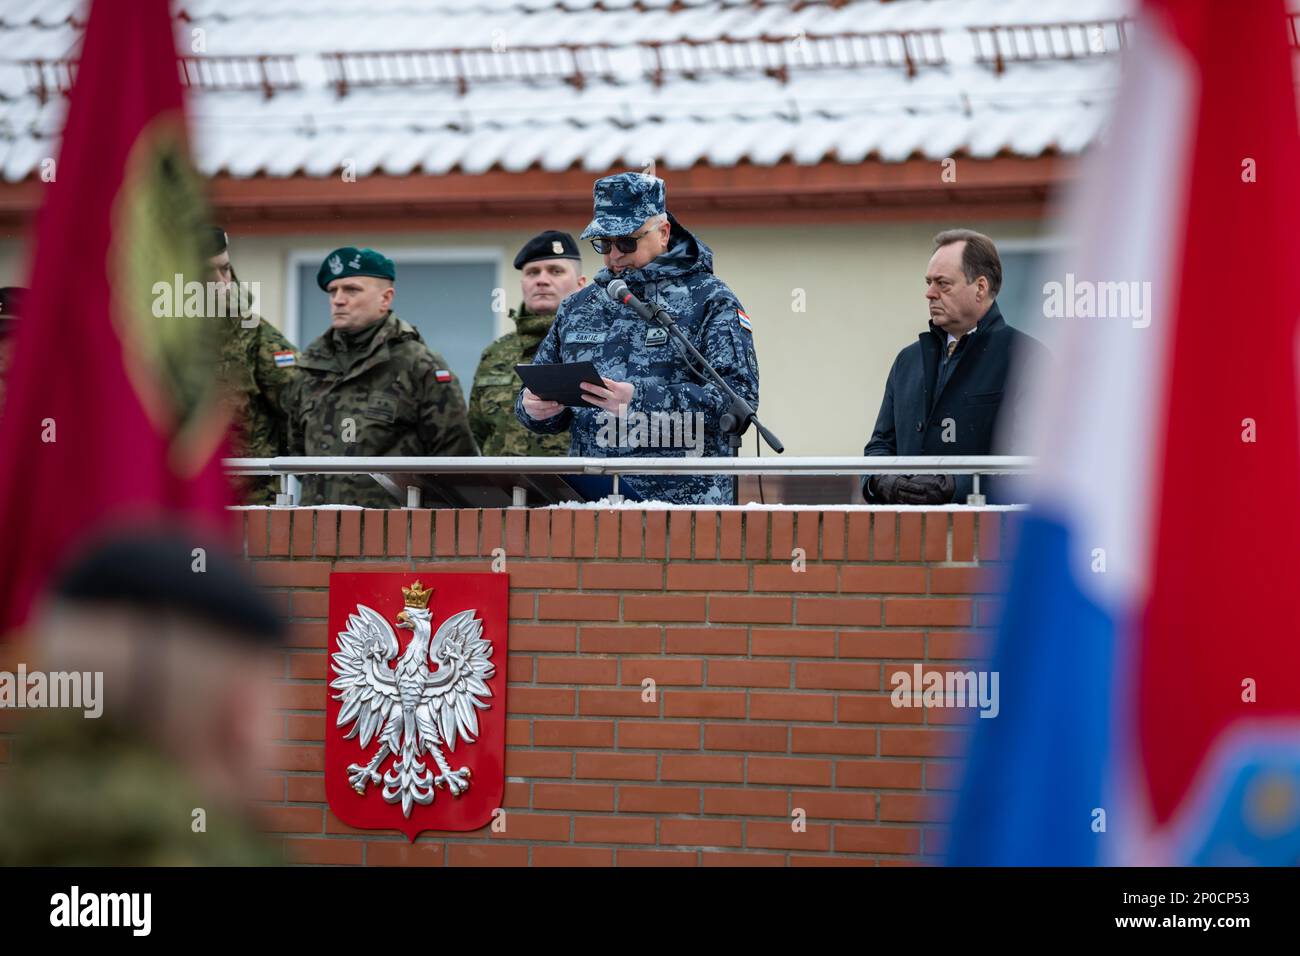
[325,573,508,838]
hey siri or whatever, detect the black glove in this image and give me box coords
[867,474,905,503]
[894,474,955,505]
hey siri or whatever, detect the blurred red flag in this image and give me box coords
[0,0,234,636]
[1137,0,1300,828]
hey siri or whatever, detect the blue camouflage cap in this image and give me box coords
[579,172,666,240]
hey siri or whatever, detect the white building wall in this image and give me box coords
[0,217,1045,456]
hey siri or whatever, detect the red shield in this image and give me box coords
[325,572,508,839]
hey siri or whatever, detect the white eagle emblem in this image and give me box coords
[328,253,343,275]
[330,582,495,817]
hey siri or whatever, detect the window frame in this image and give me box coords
[283,246,505,347]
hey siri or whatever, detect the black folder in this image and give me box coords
[514,361,606,407]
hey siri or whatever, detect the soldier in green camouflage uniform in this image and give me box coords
[0,712,279,866]
[0,530,282,866]
[283,246,478,507]
[469,231,585,456]
[207,228,299,505]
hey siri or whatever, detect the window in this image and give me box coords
[285,248,503,397]
[994,239,1066,337]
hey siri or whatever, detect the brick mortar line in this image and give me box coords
[291,840,923,858]
[250,558,993,566]
[500,742,936,751]
[286,829,924,849]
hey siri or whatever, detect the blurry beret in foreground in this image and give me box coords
[53,527,285,645]
[514,230,581,269]
[317,246,396,291]
[205,225,228,256]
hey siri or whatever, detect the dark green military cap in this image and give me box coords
[317,246,396,291]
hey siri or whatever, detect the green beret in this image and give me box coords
[317,246,396,291]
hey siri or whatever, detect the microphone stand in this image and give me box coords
[640,299,785,504]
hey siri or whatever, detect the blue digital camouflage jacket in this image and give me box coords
[515,213,760,504]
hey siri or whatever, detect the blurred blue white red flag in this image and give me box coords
[949,0,1300,865]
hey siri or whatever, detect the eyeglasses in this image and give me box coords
[590,228,653,255]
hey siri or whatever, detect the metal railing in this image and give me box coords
[178,54,301,99]
[22,54,302,104]
[641,30,947,86]
[224,455,1034,507]
[27,14,1154,106]
[969,19,1131,74]
[321,45,619,97]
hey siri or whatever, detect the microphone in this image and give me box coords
[606,279,669,326]
[606,279,783,456]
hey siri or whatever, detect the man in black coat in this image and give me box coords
[862,229,1047,504]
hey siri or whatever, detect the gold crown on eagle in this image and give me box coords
[401,581,432,609]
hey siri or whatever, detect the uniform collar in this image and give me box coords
[591,212,713,292]
[512,303,556,344]
[330,314,386,353]
[301,311,406,376]
[927,299,1004,345]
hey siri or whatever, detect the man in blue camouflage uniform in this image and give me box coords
[515,172,759,504]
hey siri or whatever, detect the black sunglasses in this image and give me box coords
[590,228,653,255]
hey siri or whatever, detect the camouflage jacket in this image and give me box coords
[469,305,570,457]
[215,313,299,505]
[514,213,759,504]
[0,712,276,866]
[285,311,478,507]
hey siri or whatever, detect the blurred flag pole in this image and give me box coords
[949,0,1300,866]
[0,0,234,639]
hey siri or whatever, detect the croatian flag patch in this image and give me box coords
[737,309,753,333]
[273,350,296,367]
[435,369,452,383]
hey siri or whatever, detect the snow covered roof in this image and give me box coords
[0,0,1140,182]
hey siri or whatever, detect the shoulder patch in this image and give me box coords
[273,350,296,367]
[736,309,753,333]
[434,369,452,383]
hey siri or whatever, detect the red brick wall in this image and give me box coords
[244,506,1009,866]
